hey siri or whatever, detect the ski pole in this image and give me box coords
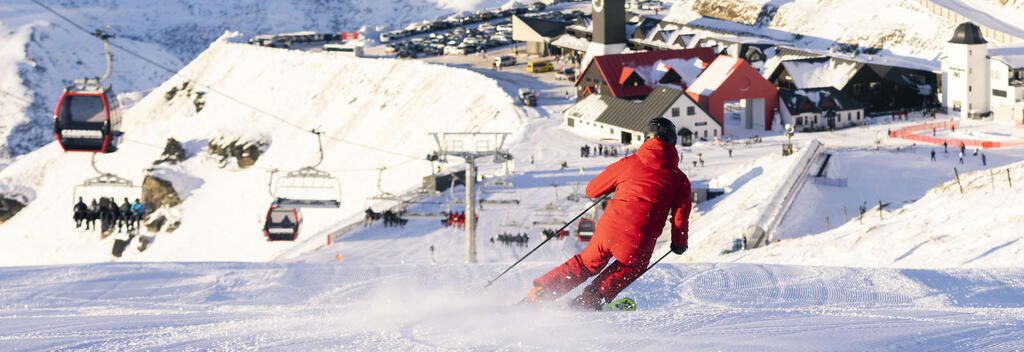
[484,193,611,288]
[615,248,674,294]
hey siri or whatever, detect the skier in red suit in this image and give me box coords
[526,118,692,310]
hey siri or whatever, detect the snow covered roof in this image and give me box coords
[550,33,589,52]
[780,57,862,90]
[582,48,718,98]
[990,45,1024,69]
[778,87,866,114]
[686,55,741,96]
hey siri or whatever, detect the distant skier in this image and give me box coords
[130,199,145,230]
[943,141,948,153]
[524,118,692,310]
[982,153,987,166]
[930,149,936,161]
[73,197,88,228]
[958,151,965,164]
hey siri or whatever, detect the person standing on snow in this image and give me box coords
[525,118,692,310]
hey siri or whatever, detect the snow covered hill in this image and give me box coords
[0,38,520,266]
[665,0,1024,60]
[0,0,513,161]
[720,159,1024,268]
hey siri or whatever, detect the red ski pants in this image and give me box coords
[532,234,653,301]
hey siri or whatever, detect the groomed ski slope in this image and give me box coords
[0,262,1021,350]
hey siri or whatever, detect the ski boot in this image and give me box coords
[569,286,605,311]
[523,286,546,303]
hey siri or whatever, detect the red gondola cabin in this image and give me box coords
[576,218,595,242]
[53,80,122,153]
[263,206,302,241]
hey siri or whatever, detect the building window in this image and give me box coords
[672,107,680,117]
[714,129,718,137]
[704,130,708,138]
[567,118,574,127]
[695,121,707,126]
[969,86,972,92]
[857,111,861,120]
[993,89,1007,98]
[796,117,803,125]
[687,106,695,116]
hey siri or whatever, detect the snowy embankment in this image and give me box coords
[0,261,1021,350]
[723,159,1024,268]
[0,39,521,266]
[0,0,513,161]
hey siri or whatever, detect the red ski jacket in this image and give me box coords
[586,138,691,249]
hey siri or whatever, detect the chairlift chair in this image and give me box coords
[479,188,520,206]
[272,167,342,208]
[268,130,342,208]
[263,205,302,241]
[576,218,596,242]
[72,172,141,207]
[72,153,141,208]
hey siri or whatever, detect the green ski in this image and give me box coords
[602,297,636,311]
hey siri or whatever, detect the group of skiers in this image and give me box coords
[363,207,408,228]
[492,232,530,248]
[441,211,471,229]
[73,197,145,233]
[929,141,987,166]
[541,228,569,240]
[579,144,628,158]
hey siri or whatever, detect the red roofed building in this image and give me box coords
[686,55,780,132]
[574,48,717,100]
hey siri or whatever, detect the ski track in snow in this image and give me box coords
[0,262,1021,350]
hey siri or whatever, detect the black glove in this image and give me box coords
[671,243,687,255]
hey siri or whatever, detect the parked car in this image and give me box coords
[526,60,554,73]
[555,68,576,80]
[494,55,517,67]
[444,46,466,55]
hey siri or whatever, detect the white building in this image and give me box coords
[941,22,1024,123]
[563,86,721,146]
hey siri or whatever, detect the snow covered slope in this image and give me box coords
[0,39,520,266]
[0,0,512,161]
[721,159,1024,268]
[0,261,1021,350]
[666,0,963,60]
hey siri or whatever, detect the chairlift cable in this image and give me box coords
[30,0,423,161]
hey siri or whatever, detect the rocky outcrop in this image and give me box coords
[208,136,267,169]
[693,0,761,25]
[142,175,182,214]
[163,81,206,113]
[153,138,187,165]
[0,196,26,224]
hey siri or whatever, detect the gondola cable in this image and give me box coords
[30,0,423,162]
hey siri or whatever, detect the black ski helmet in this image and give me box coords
[645,117,677,145]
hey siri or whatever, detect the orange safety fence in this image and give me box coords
[889,119,1024,149]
